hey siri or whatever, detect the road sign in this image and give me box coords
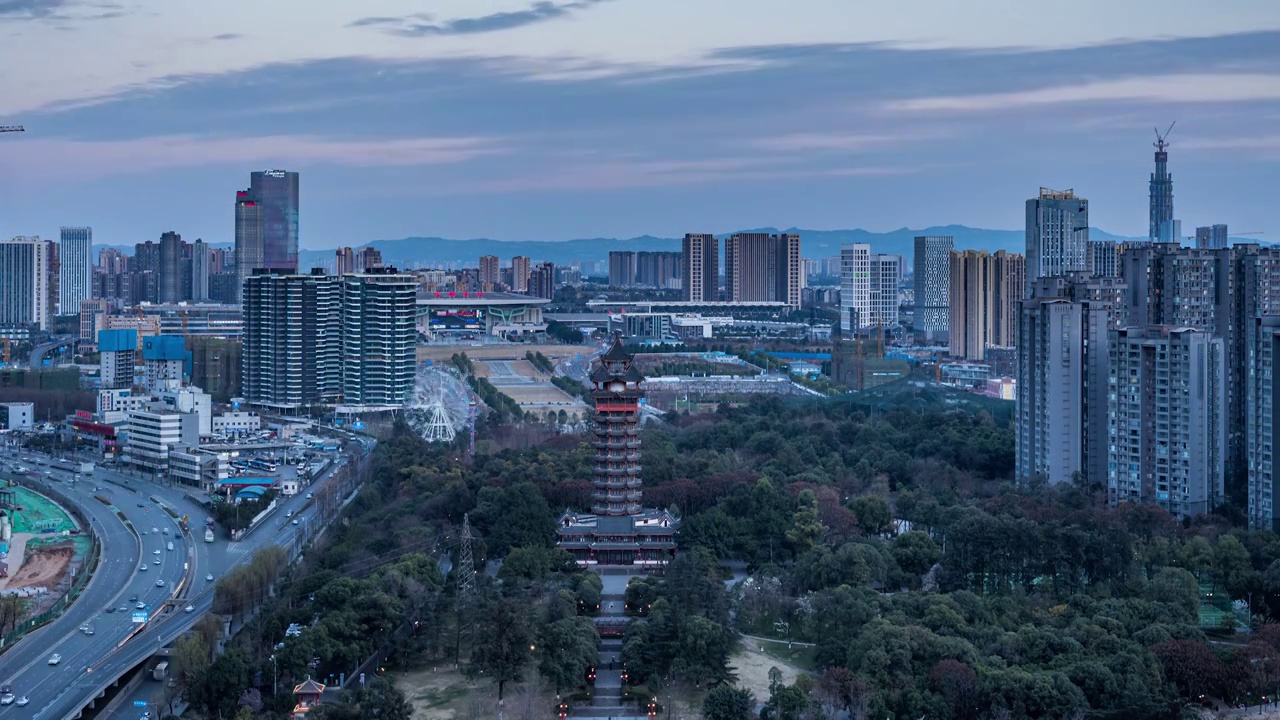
[131,611,148,623]
[133,700,147,707]
[353,421,365,430]
[359,673,366,686]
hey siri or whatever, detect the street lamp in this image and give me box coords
[270,654,278,695]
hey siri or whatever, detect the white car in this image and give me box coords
[153,559,160,565]
[155,579,165,587]
[136,602,145,610]
[48,654,61,665]
[205,574,214,582]
[15,696,28,707]
[153,549,161,555]
[83,626,94,636]
[139,565,147,572]
[184,605,195,613]
[1,693,14,705]
[291,519,299,525]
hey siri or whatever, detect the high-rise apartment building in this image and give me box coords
[157,231,189,304]
[869,254,902,329]
[98,247,127,275]
[58,227,92,315]
[1016,297,1083,484]
[1017,274,1126,486]
[529,262,556,300]
[724,233,801,308]
[241,270,341,409]
[635,251,681,289]
[948,250,1026,360]
[1249,316,1280,531]
[1197,224,1229,250]
[992,251,1025,348]
[356,247,383,272]
[511,256,531,293]
[948,250,993,361]
[839,244,870,332]
[913,235,953,341]
[479,255,500,288]
[141,334,189,393]
[1109,327,1224,517]
[241,268,415,412]
[1087,240,1121,278]
[0,237,52,330]
[682,234,718,302]
[335,247,355,275]
[339,271,417,410]
[192,239,210,302]
[609,251,636,287]
[1150,133,1174,242]
[1025,188,1088,295]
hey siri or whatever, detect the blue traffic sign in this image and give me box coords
[131,611,148,623]
[134,700,147,707]
[353,421,365,430]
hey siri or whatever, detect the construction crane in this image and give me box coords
[1154,121,1176,152]
[0,126,23,135]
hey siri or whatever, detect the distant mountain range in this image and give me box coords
[99,225,1262,271]
[296,225,1150,270]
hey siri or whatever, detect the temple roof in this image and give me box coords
[293,676,326,695]
[600,334,633,362]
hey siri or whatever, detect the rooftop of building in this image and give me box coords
[557,509,679,535]
[416,292,551,307]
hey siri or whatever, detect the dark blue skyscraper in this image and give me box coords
[249,169,299,272]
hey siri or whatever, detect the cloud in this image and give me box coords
[0,0,69,18]
[211,32,239,41]
[349,0,613,37]
[750,132,932,153]
[887,73,1280,112]
[4,134,507,180]
[0,0,122,21]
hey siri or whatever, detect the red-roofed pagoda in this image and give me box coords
[557,335,678,566]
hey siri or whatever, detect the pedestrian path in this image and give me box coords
[574,569,647,720]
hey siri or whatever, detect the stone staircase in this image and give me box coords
[574,577,650,720]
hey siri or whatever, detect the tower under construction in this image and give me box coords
[1150,122,1176,242]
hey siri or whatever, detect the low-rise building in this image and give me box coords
[212,411,260,435]
[122,409,199,475]
[0,402,34,432]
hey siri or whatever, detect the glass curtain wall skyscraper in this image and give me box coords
[234,170,298,303]
[1025,188,1088,296]
[58,226,92,315]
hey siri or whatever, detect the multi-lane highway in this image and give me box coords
[0,447,356,720]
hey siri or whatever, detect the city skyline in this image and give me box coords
[0,5,1278,246]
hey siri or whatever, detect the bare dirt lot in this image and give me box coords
[498,385,584,406]
[730,645,802,700]
[1,541,73,591]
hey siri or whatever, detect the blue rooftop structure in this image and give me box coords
[98,329,137,353]
[234,486,268,501]
[141,335,187,361]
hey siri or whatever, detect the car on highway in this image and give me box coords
[135,602,145,610]
[306,492,314,499]
[118,605,128,612]
[1,692,14,705]
[139,564,147,572]
[105,606,115,613]
[292,519,299,525]
[155,579,165,587]
[48,653,61,665]
[153,549,161,555]
[15,696,28,707]
[184,605,195,613]
[83,626,94,636]
[151,527,158,533]
[285,510,293,517]
[153,559,160,565]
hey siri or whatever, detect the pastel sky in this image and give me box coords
[1,0,1279,250]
